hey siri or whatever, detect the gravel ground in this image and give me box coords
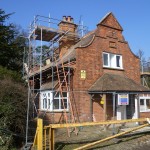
[92,134,150,150]
[55,125,150,150]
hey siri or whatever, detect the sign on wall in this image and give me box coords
[80,70,86,79]
[118,94,129,105]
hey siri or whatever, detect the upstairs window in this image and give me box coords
[103,52,123,69]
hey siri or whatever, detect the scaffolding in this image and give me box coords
[141,61,150,87]
[22,14,150,150]
[21,13,150,150]
[23,14,88,146]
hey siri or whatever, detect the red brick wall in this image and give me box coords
[106,94,113,120]
[93,99,104,121]
[71,18,141,122]
[38,111,71,124]
[95,25,140,83]
[140,112,150,118]
[59,40,76,58]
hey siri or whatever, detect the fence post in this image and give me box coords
[50,128,55,150]
[37,118,43,150]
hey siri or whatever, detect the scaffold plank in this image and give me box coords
[30,25,79,42]
[141,72,150,76]
[34,26,59,41]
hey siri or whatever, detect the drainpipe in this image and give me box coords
[113,92,116,120]
[135,94,140,125]
[112,92,116,135]
[90,94,94,122]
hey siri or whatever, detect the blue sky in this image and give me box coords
[1,0,150,59]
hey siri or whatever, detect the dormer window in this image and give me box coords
[103,52,123,69]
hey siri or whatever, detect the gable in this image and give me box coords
[97,12,123,31]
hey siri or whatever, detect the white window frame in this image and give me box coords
[40,90,69,112]
[40,90,52,111]
[139,97,150,112]
[103,52,123,69]
[53,91,68,111]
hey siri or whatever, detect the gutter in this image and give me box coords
[88,91,150,95]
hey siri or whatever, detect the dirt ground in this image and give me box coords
[54,124,150,150]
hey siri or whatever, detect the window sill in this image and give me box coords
[103,67,124,71]
[39,109,69,113]
[140,110,150,113]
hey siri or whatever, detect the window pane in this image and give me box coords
[43,98,47,109]
[140,99,144,105]
[43,93,47,97]
[140,99,145,111]
[54,91,59,98]
[48,93,50,97]
[110,54,115,67]
[48,99,51,109]
[62,92,67,97]
[53,99,59,109]
[61,99,67,109]
[103,53,109,66]
[146,99,150,109]
[116,56,120,67]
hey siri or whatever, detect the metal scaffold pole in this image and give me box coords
[25,38,31,145]
[40,28,43,90]
[24,14,87,149]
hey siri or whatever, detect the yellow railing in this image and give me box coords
[32,119,43,150]
[32,118,150,150]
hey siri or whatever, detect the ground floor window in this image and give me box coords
[40,90,69,111]
[139,98,150,112]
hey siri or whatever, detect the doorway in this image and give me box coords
[126,95,135,119]
[116,94,135,120]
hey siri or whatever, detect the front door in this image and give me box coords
[117,105,126,120]
[126,95,135,119]
[117,94,136,120]
[116,94,129,120]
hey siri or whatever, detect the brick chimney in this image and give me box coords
[58,16,78,58]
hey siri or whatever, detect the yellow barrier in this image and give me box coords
[32,118,150,150]
[32,119,43,150]
[44,118,148,129]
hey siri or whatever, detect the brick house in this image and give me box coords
[29,12,149,123]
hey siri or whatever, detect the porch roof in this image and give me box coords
[88,73,149,93]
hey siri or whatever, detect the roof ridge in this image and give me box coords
[97,12,112,26]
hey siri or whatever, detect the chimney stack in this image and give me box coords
[62,16,66,21]
[62,16,74,23]
[67,16,71,22]
[58,16,78,58]
[58,16,77,33]
[70,17,74,23]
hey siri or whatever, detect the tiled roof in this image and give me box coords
[89,73,149,92]
[57,31,95,64]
